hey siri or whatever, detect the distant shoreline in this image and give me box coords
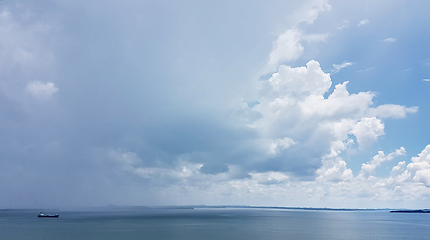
[2,205,428,213]
[390,209,430,213]
[166,205,382,211]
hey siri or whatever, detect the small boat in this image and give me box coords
[38,212,59,218]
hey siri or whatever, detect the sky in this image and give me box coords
[1,0,430,209]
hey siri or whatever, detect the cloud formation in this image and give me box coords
[359,147,406,178]
[0,0,429,209]
[267,1,330,69]
[25,81,58,100]
[269,29,304,66]
[106,59,418,188]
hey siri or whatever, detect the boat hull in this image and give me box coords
[38,214,59,218]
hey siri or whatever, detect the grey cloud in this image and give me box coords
[200,163,229,175]
[0,0,297,207]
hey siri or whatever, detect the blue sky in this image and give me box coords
[1,0,430,209]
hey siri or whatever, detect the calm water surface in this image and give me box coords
[1,208,430,240]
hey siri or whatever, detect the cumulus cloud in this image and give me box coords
[268,30,328,68]
[391,161,406,176]
[407,145,430,186]
[17,55,421,206]
[350,117,384,146]
[357,19,369,26]
[267,137,297,155]
[246,59,416,178]
[317,157,353,182]
[206,145,430,205]
[25,81,58,100]
[109,145,430,207]
[414,169,430,187]
[103,58,418,188]
[268,29,304,66]
[264,60,332,98]
[359,147,406,178]
[300,81,374,118]
[268,28,327,67]
[366,104,418,119]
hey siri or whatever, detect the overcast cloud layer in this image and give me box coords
[1,0,430,209]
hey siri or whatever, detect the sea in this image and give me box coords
[1,208,430,240]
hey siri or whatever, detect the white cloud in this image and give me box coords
[366,104,418,119]
[317,157,353,182]
[350,117,384,146]
[267,1,330,68]
[97,56,421,206]
[297,0,332,24]
[414,169,430,187]
[300,81,374,118]
[391,161,406,176]
[268,29,304,66]
[383,38,396,43]
[269,137,296,155]
[357,19,369,26]
[268,30,328,68]
[25,81,58,100]
[332,62,353,73]
[405,145,430,186]
[107,145,430,207]
[266,60,332,97]
[250,171,290,185]
[248,60,417,178]
[423,79,430,82]
[359,147,406,178]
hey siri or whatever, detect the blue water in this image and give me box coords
[1,208,430,240]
